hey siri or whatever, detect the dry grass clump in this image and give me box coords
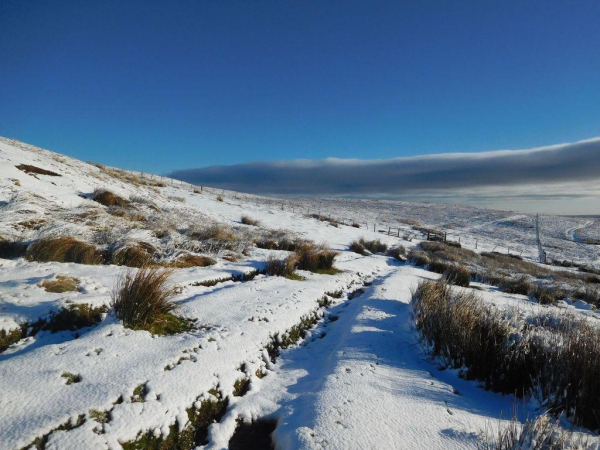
[294,241,338,274]
[241,216,261,226]
[171,253,216,268]
[0,237,27,259]
[217,194,224,202]
[444,265,470,287]
[408,249,430,267]
[39,275,79,293]
[91,188,129,207]
[478,413,593,449]
[27,237,103,265]
[0,327,25,353]
[265,254,299,278]
[349,238,388,255]
[413,279,600,430]
[16,163,60,176]
[412,279,529,395]
[349,240,367,255]
[188,223,234,242]
[254,230,297,251]
[387,245,407,261]
[112,267,190,335]
[110,244,156,268]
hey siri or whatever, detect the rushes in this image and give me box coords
[112,267,189,335]
[349,238,388,255]
[412,279,600,430]
[265,254,298,277]
[27,237,103,265]
[294,241,338,273]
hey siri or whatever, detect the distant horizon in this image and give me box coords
[2,1,600,214]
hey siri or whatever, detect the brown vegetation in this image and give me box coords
[27,237,103,265]
[91,188,129,207]
[16,164,60,176]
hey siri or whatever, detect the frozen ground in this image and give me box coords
[1,137,599,449]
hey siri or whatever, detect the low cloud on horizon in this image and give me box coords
[169,138,600,215]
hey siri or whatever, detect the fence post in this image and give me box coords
[373,223,376,232]
[388,226,391,235]
[475,239,478,249]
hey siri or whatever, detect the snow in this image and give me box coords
[1,137,599,449]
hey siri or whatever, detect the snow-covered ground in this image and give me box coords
[1,137,599,449]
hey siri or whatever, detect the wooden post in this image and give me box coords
[388,226,391,235]
[458,237,461,244]
[397,229,400,237]
[475,239,478,249]
[373,223,376,232]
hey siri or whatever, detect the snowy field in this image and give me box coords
[1,137,599,449]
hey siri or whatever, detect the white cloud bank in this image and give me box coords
[169,138,600,214]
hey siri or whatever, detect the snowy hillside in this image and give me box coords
[1,137,599,450]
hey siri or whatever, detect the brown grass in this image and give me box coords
[39,304,107,332]
[171,254,216,268]
[110,244,155,267]
[265,254,298,277]
[112,267,190,334]
[386,245,407,261]
[349,238,388,255]
[241,216,261,226]
[217,195,224,202]
[294,241,338,273]
[91,189,129,207]
[27,237,103,265]
[16,164,60,176]
[39,275,79,293]
[413,279,600,430]
[408,249,430,266]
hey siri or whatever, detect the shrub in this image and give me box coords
[171,254,216,268]
[443,265,470,287]
[408,249,430,267]
[91,188,129,207]
[351,223,360,228]
[294,241,338,273]
[217,195,224,202]
[112,267,190,335]
[0,238,27,259]
[27,237,103,265]
[39,275,79,293]
[241,216,260,226]
[265,255,298,278]
[386,245,406,261]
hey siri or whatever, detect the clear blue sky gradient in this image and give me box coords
[1,0,600,174]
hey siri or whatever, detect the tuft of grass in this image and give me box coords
[443,265,470,287]
[233,378,250,397]
[265,255,298,278]
[349,238,388,255]
[217,194,224,202]
[408,249,430,267]
[39,304,108,333]
[478,413,592,450]
[39,275,79,293]
[386,245,407,261]
[349,240,367,255]
[112,267,191,335]
[91,188,129,207]
[110,244,155,268]
[351,223,360,228]
[294,241,338,273]
[0,327,25,353]
[61,372,82,385]
[171,254,216,268]
[528,284,559,305]
[27,237,103,265]
[228,419,277,450]
[325,289,343,299]
[241,216,261,226]
[0,238,28,259]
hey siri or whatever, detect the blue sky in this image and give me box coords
[1,0,600,175]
